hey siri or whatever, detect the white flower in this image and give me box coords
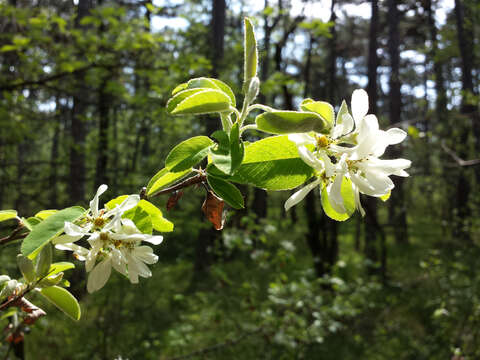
[53,185,162,293]
[285,89,411,218]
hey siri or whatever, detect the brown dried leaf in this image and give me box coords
[166,190,184,211]
[201,190,225,230]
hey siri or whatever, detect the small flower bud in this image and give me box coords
[245,76,260,105]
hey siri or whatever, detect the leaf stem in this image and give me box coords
[240,124,258,134]
[247,104,274,113]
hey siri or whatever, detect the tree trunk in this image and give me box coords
[453,0,477,240]
[387,0,408,243]
[69,0,92,204]
[364,0,385,278]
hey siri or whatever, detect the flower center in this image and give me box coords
[94,217,106,228]
[316,135,329,148]
[100,232,109,242]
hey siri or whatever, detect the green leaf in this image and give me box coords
[0,308,17,320]
[256,111,329,134]
[0,210,17,222]
[48,262,75,276]
[39,286,81,321]
[23,217,41,231]
[243,18,258,93]
[137,200,174,232]
[320,177,355,221]
[21,206,86,258]
[105,195,128,210]
[37,272,64,288]
[36,243,52,278]
[229,122,245,174]
[180,78,236,107]
[230,136,315,190]
[300,99,334,129]
[123,206,153,234]
[207,176,244,209]
[167,88,232,115]
[166,136,213,172]
[146,168,192,197]
[17,255,36,283]
[209,125,245,176]
[35,210,58,220]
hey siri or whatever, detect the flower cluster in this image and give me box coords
[285,89,411,217]
[53,185,163,293]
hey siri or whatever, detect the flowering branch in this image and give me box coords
[147,173,207,199]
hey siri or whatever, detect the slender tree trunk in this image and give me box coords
[364,0,385,278]
[49,96,62,208]
[94,78,110,188]
[387,0,408,243]
[192,0,226,277]
[69,0,92,204]
[453,0,477,240]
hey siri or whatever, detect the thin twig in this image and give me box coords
[0,226,28,247]
[149,173,206,198]
[441,141,480,167]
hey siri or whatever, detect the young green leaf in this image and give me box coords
[230,136,315,190]
[17,255,36,283]
[35,210,58,220]
[0,210,17,222]
[39,286,81,321]
[320,178,355,221]
[182,78,236,107]
[22,217,42,231]
[300,99,335,129]
[36,243,53,278]
[165,136,213,172]
[137,200,174,232]
[168,89,232,115]
[146,168,192,197]
[48,262,75,276]
[207,176,244,209]
[243,18,258,93]
[37,272,64,288]
[21,206,86,258]
[123,206,153,234]
[256,111,329,134]
[229,122,245,174]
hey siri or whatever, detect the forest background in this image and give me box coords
[0,0,479,358]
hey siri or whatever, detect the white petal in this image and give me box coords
[142,235,163,245]
[87,257,112,293]
[318,152,335,178]
[111,249,127,276]
[90,184,108,218]
[350,173,376,196]
[341,113,354,134]
[52,234,82,245]
[331,123,344,139]
[64,222,89,237]
[55,243,89,257]
[366,158,411,175]
[134,246,159,264]
[351,89,369,124]
[117,195,140,212]
[327,175,346,213]
[386,128,407,144]
[284,179,321,211]
[353,185,366,217]
[298,146,324,171]
[288,133,316,146]
[365,171,394,195]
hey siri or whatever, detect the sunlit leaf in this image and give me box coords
[165,136,213,172]
[207,176,244,209]
[39,286,81,321]
[230,136,315,190]
[256,111,329,134]
[21,207,85,259]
